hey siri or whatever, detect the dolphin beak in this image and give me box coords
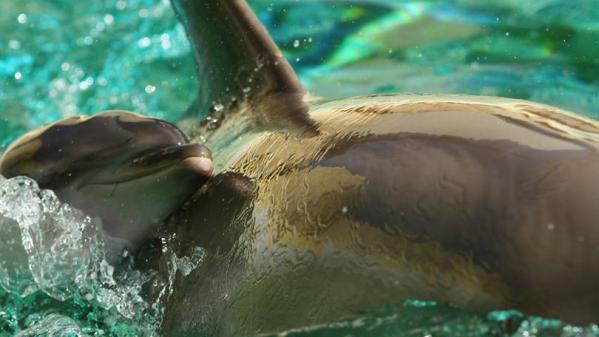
[182,145,213,177]
[122,143,213,181]
[183,157,213,176]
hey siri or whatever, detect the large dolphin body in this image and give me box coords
[161,0,599,336]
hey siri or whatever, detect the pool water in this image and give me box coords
[1,0,599,336]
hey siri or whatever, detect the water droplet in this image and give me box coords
[213,103,224,112]
[138,8,149,18]
[160,33,171,49]
[293,39,300,48]
[17,14,27,24]
[104,14,114,25]
[207,118,219,130]
[116,0,126,10]
[176,246,206,277]
[145,85,156,94]
[79,77,94,90]
[8,40,21,49]
[95,22,106,32]
[138,37,151,48]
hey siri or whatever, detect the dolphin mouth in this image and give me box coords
[130,143,213,176]
[85,143,213,186]
[132,143,211,168]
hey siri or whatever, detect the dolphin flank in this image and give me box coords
[162,0,599,336]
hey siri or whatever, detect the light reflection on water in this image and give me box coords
[2,0,599,150]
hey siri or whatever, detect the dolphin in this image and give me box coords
[0,111,212,256]
[159,1,599,336]
[2,1,599,336]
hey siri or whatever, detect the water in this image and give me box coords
[2,0,599,336]
[0,175,161,336]
[2,0,599,151]
[257,301,599,337]
[0,175,207,336]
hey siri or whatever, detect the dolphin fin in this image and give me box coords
[172,0,317,135]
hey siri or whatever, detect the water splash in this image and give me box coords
[13,315,85,337]
[0,174,211,336]
[0,175,163,336]
[176,246,206,277]
[0,176,104,301]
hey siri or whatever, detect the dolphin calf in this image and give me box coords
[0,111,212,256]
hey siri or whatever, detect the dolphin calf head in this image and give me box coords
[0,111,213,254]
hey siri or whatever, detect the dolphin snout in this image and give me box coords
[181,144,213,177]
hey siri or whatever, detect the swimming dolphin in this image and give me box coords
[159,0,599,336]
[2,0,599,336]
[0,111,212,256]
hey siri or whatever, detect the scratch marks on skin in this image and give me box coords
[515,104,599,134]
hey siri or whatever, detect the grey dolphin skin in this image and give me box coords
[172,0,317,134]
[0,111,212,256]
[162,0,599,336]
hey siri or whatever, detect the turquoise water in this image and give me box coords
[2,0,599,150]
[2,0,599,336]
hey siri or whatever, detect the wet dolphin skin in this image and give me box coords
[0,111,213,254]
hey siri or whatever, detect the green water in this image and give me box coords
[257,301,599,337]
[2,0,599,336]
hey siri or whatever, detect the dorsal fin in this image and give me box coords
[172,0,317,135]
